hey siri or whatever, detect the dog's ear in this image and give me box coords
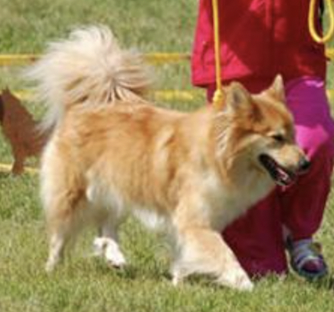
[267,74,285,102]
[225,82,251,112]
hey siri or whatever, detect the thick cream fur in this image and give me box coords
[29,26,307,291]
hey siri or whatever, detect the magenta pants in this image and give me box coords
[207,77,334,276]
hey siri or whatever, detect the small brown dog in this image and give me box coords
[0,89,48,174]
[28,26,309,291]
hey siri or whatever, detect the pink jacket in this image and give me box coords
[191,0,327,87]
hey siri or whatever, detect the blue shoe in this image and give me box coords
[286,238,328,280]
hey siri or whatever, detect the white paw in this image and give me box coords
[93,237,126,268]
[235,276,254,291]
[170,264,186,286]
[171,273,182,286]
[45,259,56,273]
[105,242,126,268]
[93,237,107,257]
[218,269,254,291]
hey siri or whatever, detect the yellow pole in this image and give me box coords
[211,0,225,109]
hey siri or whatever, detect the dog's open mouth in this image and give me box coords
[259,154,296,186]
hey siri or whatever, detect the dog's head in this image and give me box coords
[218,75,309,187]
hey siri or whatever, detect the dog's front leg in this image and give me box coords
[11,148,25,175]
[171,203,253,291]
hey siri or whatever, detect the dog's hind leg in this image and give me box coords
[93,214,126,268]
[46,222,72,272]
[44,192,85,272]
[42,160,86,272]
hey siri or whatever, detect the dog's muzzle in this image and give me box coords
[259,154,310,187]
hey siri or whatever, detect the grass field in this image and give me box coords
[1,1,334,311]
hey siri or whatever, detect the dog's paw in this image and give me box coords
[93,237,126,269]
[234,276,254,291]
[45,259,57,273]
[218,269,254,291]
[171,272,183,286]
[93,237,106,257]
[105,245,126,269]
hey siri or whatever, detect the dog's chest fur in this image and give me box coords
[196,166,274,231]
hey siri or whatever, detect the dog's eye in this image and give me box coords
[271,134,285,143]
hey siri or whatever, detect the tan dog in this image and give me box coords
[0,89,48,174]
[28,26,309,291]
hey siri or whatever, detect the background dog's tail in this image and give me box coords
[27,25,152,129]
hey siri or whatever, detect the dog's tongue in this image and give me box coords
[276,166,295,186]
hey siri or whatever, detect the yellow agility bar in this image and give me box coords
[0,163,38,175]
[12,88,334,104]
[13,89,204,103]
[0,53,190,66]
[0,50,334,66]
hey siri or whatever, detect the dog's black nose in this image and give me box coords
[298,158,311,174]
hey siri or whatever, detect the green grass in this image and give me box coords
[1,174,334,312]
[1,1,334,311]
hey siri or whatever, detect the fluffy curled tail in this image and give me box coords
[27,25,152,129]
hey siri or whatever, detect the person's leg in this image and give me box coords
[223,194,288,276]
[280,77,334,278]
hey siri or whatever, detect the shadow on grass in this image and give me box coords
[91,257,172,283]
[309,274,334,291]
[0,171,12,179]
[286,270,334,291]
